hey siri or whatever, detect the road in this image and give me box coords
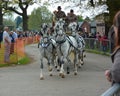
[0,44,112,96]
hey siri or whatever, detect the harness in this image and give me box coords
[56,36,66,44]
[40,37,50,48]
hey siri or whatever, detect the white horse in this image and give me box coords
[39,23,56,80]
[68,22,86,67]
[55,24,80,78]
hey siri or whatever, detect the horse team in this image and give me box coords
[38,19,86,80]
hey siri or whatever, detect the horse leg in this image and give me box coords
[59,56,65,78]
[56,57,61,71]
[74,51,79,75]
[79,50,84,66]
[40,59,44,80]
[48,59,53,76]
[59,63,65,78]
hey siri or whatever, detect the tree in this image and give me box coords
[3,0,36,31]
[106,0,120,26]
[78,15,84,22]
[28,6,52,30]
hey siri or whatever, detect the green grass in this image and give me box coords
[0,56,31,67]
[18,56,31,65]
[85,49,111,56]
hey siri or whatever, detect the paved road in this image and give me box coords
[0,44,112,96]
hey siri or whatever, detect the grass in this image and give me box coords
[18,56,31,65]
[0,55,31,68]
[85,49,111,56]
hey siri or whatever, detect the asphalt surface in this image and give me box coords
[0,44,112,96]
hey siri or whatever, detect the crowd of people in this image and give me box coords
[0,26,39,64]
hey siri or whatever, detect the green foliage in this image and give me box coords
[106,0,120,26]
[28,6,52,30]
[18,56,30,65]
[3,16,15,29]
[78,15,84,21]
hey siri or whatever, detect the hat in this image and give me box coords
[70,9,73,13]
[58,6,61,10]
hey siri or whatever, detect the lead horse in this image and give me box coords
[39,23,56,80]
[54,19,80,78]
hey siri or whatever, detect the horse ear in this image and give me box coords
[39,31,43,36]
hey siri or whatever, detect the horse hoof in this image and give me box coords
[78,65,81,68]
[48,68,52,71]
[81,62,84,65]
[81,63,84,65]
[59,73,62,76]
[61,74,65,78]
[84,55,86,57]
[50,74,53,76]
[74,72,77,75]
[40,77,44,80]
[67,72,70,74]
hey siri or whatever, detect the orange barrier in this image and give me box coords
[0,36,40,64]
[16,39,25,57]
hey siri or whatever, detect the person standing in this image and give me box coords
[10,31,16,54]
[3,27,11,63]
[0,29,3,48]
[105,11,120,95]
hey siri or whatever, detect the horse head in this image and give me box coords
[55,28,66,44]
[40,23,49,37]
[54,18,65,31]
[40,23,51,45]
[68,22,77,31]
[68,22,78,36]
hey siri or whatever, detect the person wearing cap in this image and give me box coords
[54,6,66,21]
[66,9,78,25]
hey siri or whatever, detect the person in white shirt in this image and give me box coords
[3,27,11,63]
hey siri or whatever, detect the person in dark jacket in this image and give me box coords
[0,30,3,48]
[105,11,120,94]
[54,6,66,21]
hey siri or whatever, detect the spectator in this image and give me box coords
[100,34,107,52]
[3,27,11,63]
[10,31,15,54]
[13,30,18,41]
[18,31,24,40]
[105,11,120,95]
[0,29,3,48]
[96,32,101,41]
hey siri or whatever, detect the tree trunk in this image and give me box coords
[22,9,28,31]
[0,7,3,27]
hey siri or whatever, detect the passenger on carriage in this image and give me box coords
[65,9,78,32]
[53,6,66,21]
[66,9,78,25]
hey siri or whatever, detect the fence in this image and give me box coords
[0,35,40,65]
[84,38,111,55]
[101,83,120,96]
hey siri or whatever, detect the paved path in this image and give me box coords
[0,44,112,96]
